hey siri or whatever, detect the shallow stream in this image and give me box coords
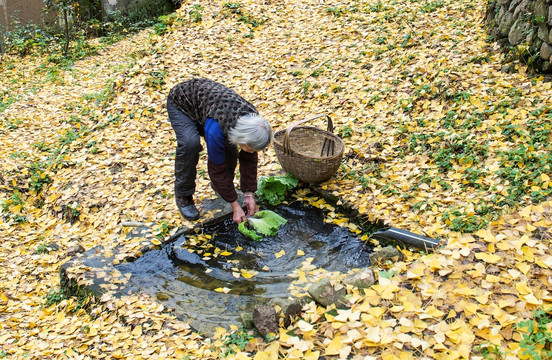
[117,201,374,335]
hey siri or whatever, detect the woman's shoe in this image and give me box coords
[176,196,199,220]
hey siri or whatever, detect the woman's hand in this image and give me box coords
[244,193,259,216]
[230,201,247,223]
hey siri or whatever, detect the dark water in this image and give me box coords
[117,201,373,335]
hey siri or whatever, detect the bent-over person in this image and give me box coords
[166,78,272,223]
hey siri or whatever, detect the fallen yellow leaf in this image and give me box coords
[132,325,142,337]
[87,326,98,337]
[325,333,342,355]
[240,269,258,279]
[474,252,502,264]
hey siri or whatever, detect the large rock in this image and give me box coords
[538,24,549,41]
[252,305,279,338]
[170,241,207,266]
[498,12,515,37]
[540,42,552,60]
[530,39,544,55]
[512,0,531,19]
[533,0,548,19]
[307,278,349,309]
[369,246,404,266]
[343,268,376,290]
[508,0,523,12]
[269,297,307,327]
[66,245,86,257]
[283,302,304,327]
[240,312,255,330]
[509,19,534,45]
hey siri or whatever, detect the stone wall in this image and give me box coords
[0,0,51,28]
[486,0,552,72]
[0,0,175,28]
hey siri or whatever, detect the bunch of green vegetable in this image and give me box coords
[255,174,299,206]
[238,210,287,241]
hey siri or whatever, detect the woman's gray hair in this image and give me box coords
[228,113,272,151]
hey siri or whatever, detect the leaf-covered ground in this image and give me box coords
[1,0,552,358]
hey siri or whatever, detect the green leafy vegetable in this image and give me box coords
[256,174,299,205]
[248,210,287,235]
[238,210,287,241]
[238,222,262,241]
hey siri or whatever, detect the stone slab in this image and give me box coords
[59,194,240,300]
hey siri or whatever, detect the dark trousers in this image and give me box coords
[167,99,238,198]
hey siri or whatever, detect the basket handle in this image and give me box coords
[283,114,334,156]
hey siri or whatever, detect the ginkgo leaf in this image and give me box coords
[240,269,258,279]
[523,294,542,305]
[297,320,314,332]
[87,326,98,337]
[364,326,381,344]
[131,325,142,337]
[253,342,279,360]
[214,287,231,294]
[303,351,320,360]
[474,252,502,264]
[324,334,342,355]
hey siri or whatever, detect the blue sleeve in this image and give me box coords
[204,118,226,165]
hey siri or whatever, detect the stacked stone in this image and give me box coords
[486,0,552,72]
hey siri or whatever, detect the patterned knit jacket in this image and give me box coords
[168,78,258,137]
[168,78,259,203]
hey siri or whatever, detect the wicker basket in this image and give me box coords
[273,114,344,183]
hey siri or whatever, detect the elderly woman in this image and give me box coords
[167,78,272,223]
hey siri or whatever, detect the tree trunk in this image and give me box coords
[99,0,104,23]
[63,7,69,55]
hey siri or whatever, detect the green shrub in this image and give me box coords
[2,21,56,56]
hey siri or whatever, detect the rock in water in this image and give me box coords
[252,304,278,338]
[170,240,207,266]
